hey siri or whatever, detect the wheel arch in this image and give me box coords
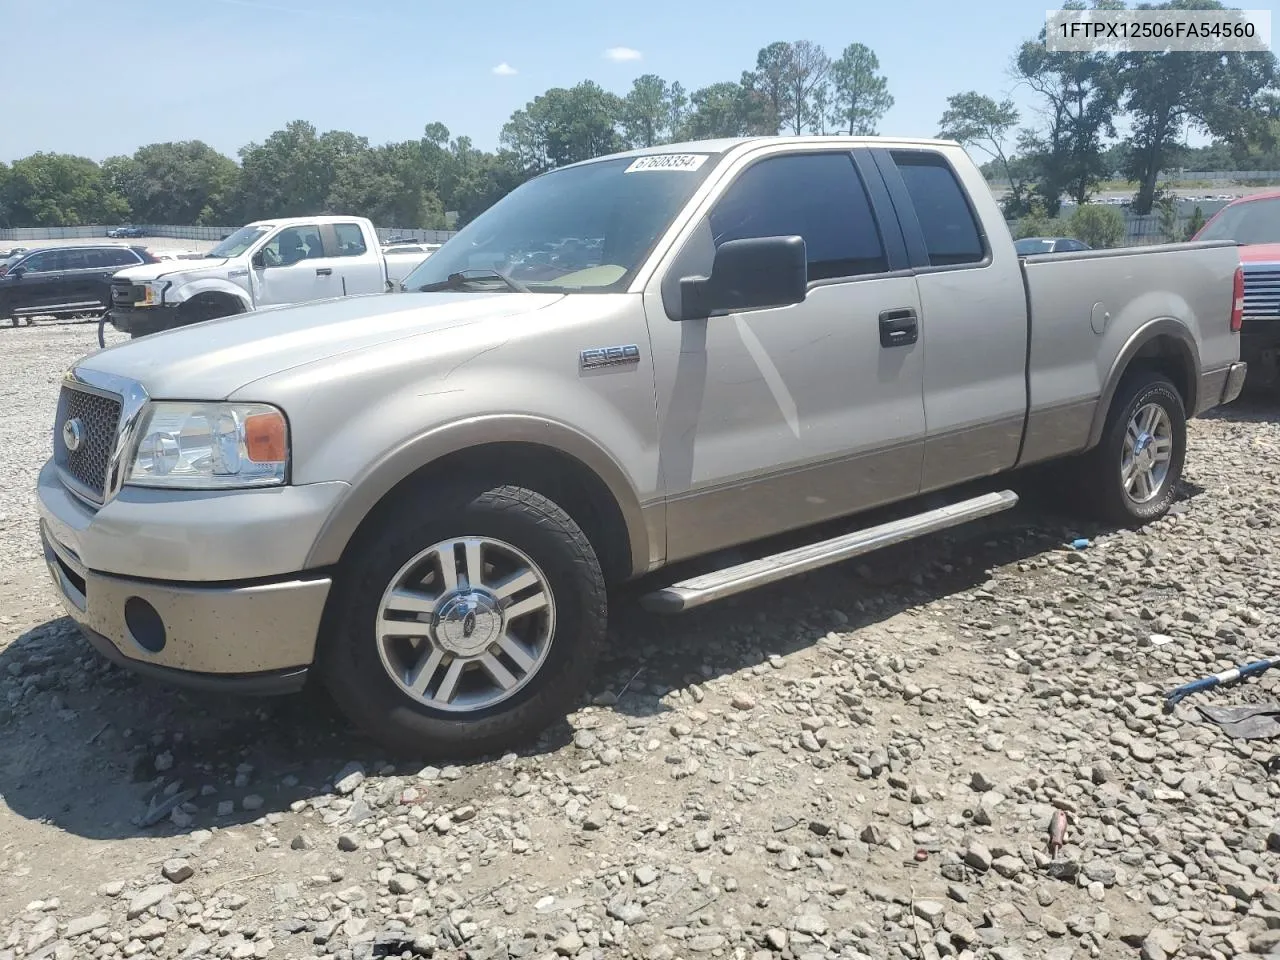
[305,416,651,584]
[1086,318,1199,450]
[180,289,248,319]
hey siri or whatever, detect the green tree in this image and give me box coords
[782,40,830,135]
[939,92,1020,194]
[753,42,792,134]
[829,43,894,136]
[682,78,775,138]
[1116,0,1278,214]
[0,161,9,227]
[622,74,685,148]
[1013,203,1063,239]
[0,153,128,226]
[500,81,625,174]
[104,141,239,224]
[1156,194,1180,241]
[1069,203,1126,247]
[1015,1,1123,214]
[235,121,354,219]
[1184,205,1207,240]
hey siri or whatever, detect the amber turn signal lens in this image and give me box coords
[244,411,287,463]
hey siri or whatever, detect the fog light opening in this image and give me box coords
[124,597,167,654]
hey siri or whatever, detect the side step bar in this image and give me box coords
[13,301,103,316]
[640,489,1019,614]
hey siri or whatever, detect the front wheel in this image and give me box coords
[317,484,606,759]
[1077,371,1187,526]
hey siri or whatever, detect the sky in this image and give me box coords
[0,0,1211,165]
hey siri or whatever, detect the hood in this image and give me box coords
[1238,243,1280,264]
[78,291,565,399]
[114,258,229,282]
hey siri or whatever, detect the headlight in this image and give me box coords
[139,280,170,306]
[127,402,289,489]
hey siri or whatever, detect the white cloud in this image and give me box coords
[492,62,517,76]
[603,46,642,62]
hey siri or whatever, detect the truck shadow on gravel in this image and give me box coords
[0,473,1207,842]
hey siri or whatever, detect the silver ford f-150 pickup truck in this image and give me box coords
[37,136,1246,758]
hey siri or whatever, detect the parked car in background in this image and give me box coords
[1193,190,1280,390]
[38,135,1243,757]
[0,246,28,260]
[106,225,145,238]
[1014,236,1093,256]
[0,244,159,326]
[107,216,427,337]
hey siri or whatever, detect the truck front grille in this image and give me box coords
[1243,265,1280,320]
[53,385,123,501]
[110,281,144,307]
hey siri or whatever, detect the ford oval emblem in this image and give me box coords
[62,417,85,453]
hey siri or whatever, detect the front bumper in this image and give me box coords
[36,459,346,687]
[41,523,328,691]
[108,304,183,337]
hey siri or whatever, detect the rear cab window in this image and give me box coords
[333,223,368,257]
[890,150,987,267]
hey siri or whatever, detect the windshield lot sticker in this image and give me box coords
[624,154,709,173]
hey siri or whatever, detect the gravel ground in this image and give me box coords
[1,324,1279,960]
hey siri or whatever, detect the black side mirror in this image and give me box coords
[251,251,266,269]
[10,266,25,279]
[677,236,807,321]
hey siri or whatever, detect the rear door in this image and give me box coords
[252,223,339,306]
[870,147,1029,492]
[322,221,386,295]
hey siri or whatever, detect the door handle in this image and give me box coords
[879,308,918,348]
[316,267,333,276]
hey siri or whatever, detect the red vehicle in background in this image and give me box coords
[1194,191,1280,391]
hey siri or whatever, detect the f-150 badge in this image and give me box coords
[580,344,641,369]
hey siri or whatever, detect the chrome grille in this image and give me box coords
[1243,265,1280,321]
[53,385,122,501]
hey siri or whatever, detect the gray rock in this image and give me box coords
[337,833,360,851]
[554,932,584,956]
[126,884,170,919]
[161,858,193,884]
[64,914,108,939]
[334,762,366,795]
[606,901,646,925]
[794,913,828,936]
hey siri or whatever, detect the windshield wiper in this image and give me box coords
[417,268,529,294]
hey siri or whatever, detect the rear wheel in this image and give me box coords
[1075,370,1186,526]
[317,483,606,759]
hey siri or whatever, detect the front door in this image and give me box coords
[10,249,65,311]
[645,148,927,563]
[251,223,338,306]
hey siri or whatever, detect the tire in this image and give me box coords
[317,483,607,759]
[1076,370,1186,526]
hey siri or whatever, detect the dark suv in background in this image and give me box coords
[0,244,159,326]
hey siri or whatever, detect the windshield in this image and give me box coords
[207,225,271,258]
[1014,238,1056,255]
[403,154,718,293]
[1196,197,1280,245]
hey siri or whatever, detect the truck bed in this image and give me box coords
[1018,239,1241,464]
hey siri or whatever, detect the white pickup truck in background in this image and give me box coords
[106,215,432,337]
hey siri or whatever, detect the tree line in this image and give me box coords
[0,3,1276,231]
